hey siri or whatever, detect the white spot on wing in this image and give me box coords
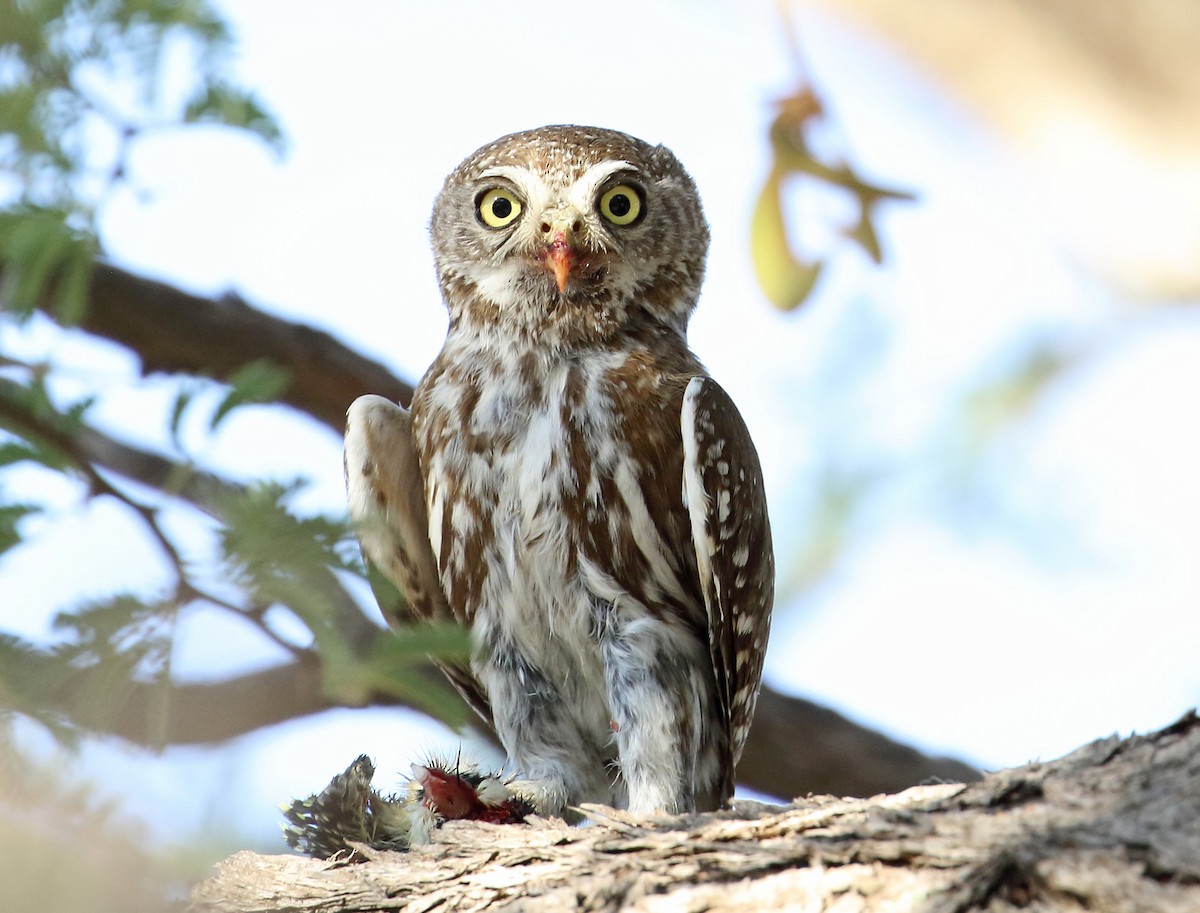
[717,488,731,525]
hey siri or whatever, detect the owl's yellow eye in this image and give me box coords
[598,184,642,226]
[478,188,522,228]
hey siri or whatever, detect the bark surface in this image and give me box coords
[191,713,1199,913]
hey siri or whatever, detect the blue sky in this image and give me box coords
[3,0,1198,850]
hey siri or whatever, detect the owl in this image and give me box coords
[345,125,773,815]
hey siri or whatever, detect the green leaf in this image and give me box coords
[49,594,177,747]
[0,634,81,747]
[210,483,476,723]
[53,593,172,662]
[0,208,96,321]
[0,3,54,56]
[210,359,292,429]
[373,621,471,664]
[0,0,283,250]
[365,558,406,623]
[216,481,355,641]
[0,503,39,556]
[0,378,86,469]
[325,622,473,726]
[168,382,198,450]
[0,85,42,145]
[52,238,95,325]
[183,82,285,154]
[0,441,46,468]
[60,393,95,430]
[116,0,229,37]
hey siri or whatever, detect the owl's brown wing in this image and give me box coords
[680,377,775,769]
[344,395,494,726]
[346,395,450,624]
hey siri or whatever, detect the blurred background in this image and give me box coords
[2,0,1199,908]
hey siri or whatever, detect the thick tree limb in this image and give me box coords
[51,657,332,747]
[740,686,977,797]
[58,261,414,431]
[191,713,1200,913]
[17,636,455,748]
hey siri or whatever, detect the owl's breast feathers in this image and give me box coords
[408,326,773,762]
[412,330,703,632]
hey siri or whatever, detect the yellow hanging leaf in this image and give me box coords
[751,164,824,310]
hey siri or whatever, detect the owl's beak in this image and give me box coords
[542,222,578,293]
[547,243,574,292]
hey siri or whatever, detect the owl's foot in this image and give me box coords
[500,777,575,819]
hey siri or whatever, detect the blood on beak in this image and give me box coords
[545,233,577,292]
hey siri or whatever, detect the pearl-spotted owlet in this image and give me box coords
[345,125,774,816]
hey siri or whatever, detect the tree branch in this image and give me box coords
[51,657,334,746]
[74,422,242,516]
[0,374,248,516]
[0,377,385,654]
[56,261,415,431]
[740,686,979,797]
[190,714,1200,913]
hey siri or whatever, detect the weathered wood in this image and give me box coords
[190,713,1200,912]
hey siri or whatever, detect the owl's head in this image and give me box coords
[430,125,709,342]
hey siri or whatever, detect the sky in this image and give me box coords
[3,0,1199,851]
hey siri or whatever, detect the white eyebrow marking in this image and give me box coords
[479,165,550,213]
[568,160,638,212]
